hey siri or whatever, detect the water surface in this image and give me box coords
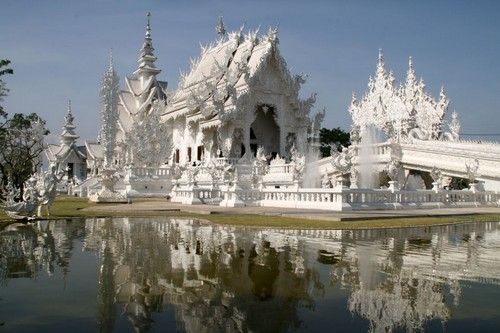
[1,218,500,332]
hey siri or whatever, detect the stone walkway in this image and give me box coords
[82,199,500,221]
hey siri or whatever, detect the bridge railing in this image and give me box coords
[209,186,500,210]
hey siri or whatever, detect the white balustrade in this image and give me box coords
[214,187,499,211]
[131,167,171,178]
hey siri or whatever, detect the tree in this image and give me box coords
[0,113,49,193]
[319,127,350,157]
[0,60,49,195]
[0,59,14,120]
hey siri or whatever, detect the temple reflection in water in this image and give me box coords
[1,218,500,332]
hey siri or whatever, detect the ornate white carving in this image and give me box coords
[465,159,479,183]
[330,146,352,175]
[350,51,449,142]
[1,163,65,219]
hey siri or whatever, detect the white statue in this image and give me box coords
[290,144,305,182]
[330,146,352,174]
[321,174,331,188]
[385,159,402,182]
[36,163,66,217]
[465,159,479,183]
[1,163,65,219]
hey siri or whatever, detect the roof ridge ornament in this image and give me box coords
[146,12,151,38]
[216,16,226,40]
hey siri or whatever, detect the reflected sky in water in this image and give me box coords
[1,218,500,332]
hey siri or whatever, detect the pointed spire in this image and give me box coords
[408,56,413,70]
[65,99,74,125]
[108,49,113,69]
[61,99,79,146]
[216,16,226,39]
[134,11,161,78]
[146,11,151,38]
[375,48,386,78]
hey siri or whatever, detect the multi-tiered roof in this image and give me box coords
[161,20,314,131]
[116,13,168,143]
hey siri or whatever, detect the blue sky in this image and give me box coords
[1,0,500,143]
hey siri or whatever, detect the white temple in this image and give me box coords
[45,100,87,191]
[53,13,500,210]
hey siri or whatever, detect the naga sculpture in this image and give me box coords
[1,163,65,219]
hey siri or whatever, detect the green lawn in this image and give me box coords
[2,196,500,230]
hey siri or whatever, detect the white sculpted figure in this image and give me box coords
[385,159,403,181]
[330,146,352,175]
[1,177,38,219]
[252,146,268,187]
[2,178,20,204]
[290,145,305,182]
[36,163,66,217]
[1,163,65,219]
[430,166,442,183]
[321,174,331,188]
[441,111,461,141]
[465,159,479,183]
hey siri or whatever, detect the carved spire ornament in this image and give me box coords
[350,51,451,142]
[215,16,226,39]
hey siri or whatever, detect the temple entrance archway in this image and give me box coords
[250,104,280,157]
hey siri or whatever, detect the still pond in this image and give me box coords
[1,218,500,332]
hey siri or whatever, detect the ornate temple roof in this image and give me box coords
[45,101,86,163]
[85,141,104,160]
[162,23,296,124]
[116,13,168,138]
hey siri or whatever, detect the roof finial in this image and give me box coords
[378,48,383,64]
[408,56,413,70]
[146,12,151,38]
[65,99,74,126]
[216,16,226,39]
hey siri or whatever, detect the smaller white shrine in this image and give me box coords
[45,101,87,193]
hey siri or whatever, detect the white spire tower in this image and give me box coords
[100,50,120,167]
[134,12,161,80]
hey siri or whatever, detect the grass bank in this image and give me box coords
[2,197,500,230]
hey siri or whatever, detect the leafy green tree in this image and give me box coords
[0,60,49,194]
[319,127,350,157]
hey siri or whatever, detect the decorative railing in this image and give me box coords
[213,186,499,211]
[351,142,392,157]
[214,157,240,166]
[131,167,171,178]
[268,163,293,174]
